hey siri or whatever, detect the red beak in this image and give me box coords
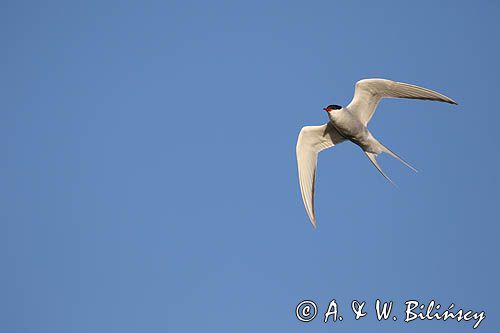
[323,107,329,111]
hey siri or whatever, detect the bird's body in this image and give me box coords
[327,107,379,153]
[296,78,457,227]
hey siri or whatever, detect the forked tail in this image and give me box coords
[364,142,417,186]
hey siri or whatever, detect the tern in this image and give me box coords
[296,78,457,227]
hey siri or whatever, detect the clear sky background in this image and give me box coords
[2,0,499,332]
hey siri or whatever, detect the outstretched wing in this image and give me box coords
[296,123,344,227]
[347,78,457,125]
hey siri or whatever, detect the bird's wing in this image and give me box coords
[296,123,345,227]
[347,78,457,125]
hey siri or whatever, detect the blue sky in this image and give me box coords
[2,0,499,332]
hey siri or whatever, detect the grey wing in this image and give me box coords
[296,123,345,227]
[347,78,458,125]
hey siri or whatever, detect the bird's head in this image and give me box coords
[323,104,342,112]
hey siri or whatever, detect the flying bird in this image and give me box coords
[296,78,457,227]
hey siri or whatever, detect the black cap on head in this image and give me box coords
[326,104,342,110]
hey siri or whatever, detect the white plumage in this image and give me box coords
[296,78,457,227]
